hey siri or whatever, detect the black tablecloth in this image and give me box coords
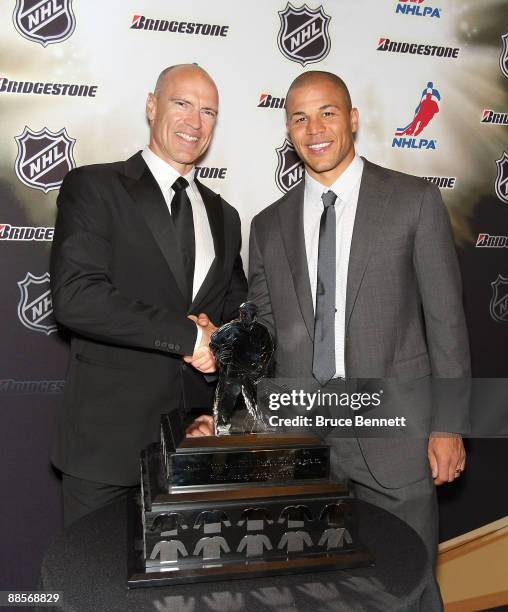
[40,499,442,612]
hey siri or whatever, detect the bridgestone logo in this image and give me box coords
[377,37,459,58]
[422,176,456,189]
[0,77,97,97]
[130,15,229,37]
[0,224,54,241]
[258,93,286,109]
[0,379,65,395]
[481,109,508,125]
[476,233,508,248]
[195,166,227,179]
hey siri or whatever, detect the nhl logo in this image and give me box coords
[275,139,304,193]
[13,0,76,47]
[17,272,57,335]
[490,275,508,323]
[277,3,331,66]
[500,33,508,78]
[495,151,508,204]
[15,127,76,193]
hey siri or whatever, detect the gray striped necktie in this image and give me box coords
[312,189,337,386]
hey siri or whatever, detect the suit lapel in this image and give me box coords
[277,181,315,340]
[119,152,188,302]
[346,159,392,330]
[190,178,225,310]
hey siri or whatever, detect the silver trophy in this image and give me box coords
[210,302,274,435]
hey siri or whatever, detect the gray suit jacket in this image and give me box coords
[248,158,470,488]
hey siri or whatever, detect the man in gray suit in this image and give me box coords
[248,71,470,562]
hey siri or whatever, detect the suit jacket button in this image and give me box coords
[168,343,174,350]
[155,340,161,348]
[174,344,180,351]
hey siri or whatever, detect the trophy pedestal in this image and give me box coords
[127,422,374,587]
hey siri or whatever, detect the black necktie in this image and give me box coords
[171,177,195,304]
[312,190,337,386]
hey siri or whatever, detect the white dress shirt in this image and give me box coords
[142,146,216,349]
[303,155,364,379]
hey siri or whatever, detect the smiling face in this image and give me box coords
[286,77,359,186]
[146,66,219,175]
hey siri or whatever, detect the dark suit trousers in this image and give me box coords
[329,436,438,571]
[62,473,138,527]
[314,380,439,566]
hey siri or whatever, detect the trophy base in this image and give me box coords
[128,417,374,587]
[127,493,374,588]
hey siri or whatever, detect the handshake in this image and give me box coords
[183,312,217,438]
[183,313,217,374]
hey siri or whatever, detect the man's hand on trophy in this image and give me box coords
[183,314,218,373]
[185,414,214,437]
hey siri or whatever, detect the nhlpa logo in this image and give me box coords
[495,151,508,203]
[500,34,508,78]
[13,0,76,47]
[15,127,76,193]
[395,0,441,18]
[392,81,440,150]
[490,275,508,323]
[277,3,331,66]
[17,272,57,335]
[275,139,304,193]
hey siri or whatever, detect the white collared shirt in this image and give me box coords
[141,146,215,301]
[303,155,364,379]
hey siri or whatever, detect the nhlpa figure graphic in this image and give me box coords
[395,81,440,137]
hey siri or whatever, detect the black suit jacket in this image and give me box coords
[50,152,247,485]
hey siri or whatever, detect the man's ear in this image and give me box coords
[146,92,156,123]
[350,107,359,134]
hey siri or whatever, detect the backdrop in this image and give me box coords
[1,0,507,597]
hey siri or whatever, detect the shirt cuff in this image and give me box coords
[430,432,462,438]
[194,325,203,353]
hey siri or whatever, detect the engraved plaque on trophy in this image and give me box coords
[128,304,373,587]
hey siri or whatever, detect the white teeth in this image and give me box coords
[176,132,198,142]
[308,142,330,150]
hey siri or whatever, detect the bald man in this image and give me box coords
[51,65,247,525]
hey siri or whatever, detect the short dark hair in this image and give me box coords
[286,71,352,113]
